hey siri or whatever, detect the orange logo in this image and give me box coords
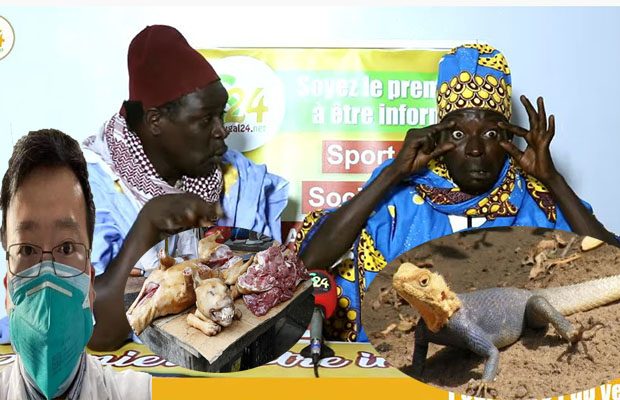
[0,16,15,61]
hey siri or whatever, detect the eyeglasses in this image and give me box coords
[6,241,91,278]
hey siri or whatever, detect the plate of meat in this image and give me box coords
[125,227,313,372]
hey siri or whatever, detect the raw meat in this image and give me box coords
[237,245,309,316]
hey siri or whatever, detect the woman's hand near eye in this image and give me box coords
[390,120,457,180]
[498,95,559,184]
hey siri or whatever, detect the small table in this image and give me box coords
[124,277,313,373]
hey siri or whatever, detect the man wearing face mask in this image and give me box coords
[297,44,618,342]
[0,130,151,399]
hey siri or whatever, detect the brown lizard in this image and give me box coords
[392,262,620,398]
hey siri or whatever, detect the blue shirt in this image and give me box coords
[85,149,289,276]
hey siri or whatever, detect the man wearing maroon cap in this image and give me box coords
[82,25,288,350]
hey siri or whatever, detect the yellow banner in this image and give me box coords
[2,342,618,399]
[152,378,620,400]
[0,341,404,378]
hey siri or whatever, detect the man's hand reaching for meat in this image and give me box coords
[89,193,223,351]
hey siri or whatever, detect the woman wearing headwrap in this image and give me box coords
[296,44,617,342]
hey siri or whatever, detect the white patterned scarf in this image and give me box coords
[83,113,223,206]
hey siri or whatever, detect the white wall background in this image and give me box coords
[0,6,619,316]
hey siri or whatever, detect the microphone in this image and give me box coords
[310,269,337,320]
[301,269,337,377]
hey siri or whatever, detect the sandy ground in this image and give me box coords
[362,227,620,399]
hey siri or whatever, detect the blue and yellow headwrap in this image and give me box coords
[436,44,512,120]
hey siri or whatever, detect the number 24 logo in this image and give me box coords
[221,74,269,124]
[311,275,330,289]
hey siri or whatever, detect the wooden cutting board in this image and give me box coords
[139,279,314,372]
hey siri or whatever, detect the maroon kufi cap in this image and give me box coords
[120,25,219,115]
